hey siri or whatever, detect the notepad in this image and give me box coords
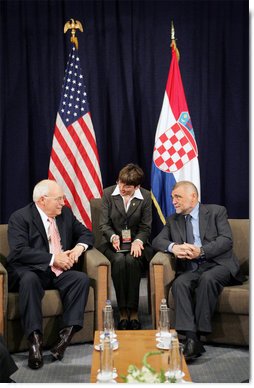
[117,243,131,253]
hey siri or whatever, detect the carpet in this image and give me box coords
[11,278,250,384]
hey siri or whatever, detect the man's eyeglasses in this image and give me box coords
[44,195,66,202]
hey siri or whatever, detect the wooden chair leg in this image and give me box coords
[97,265,108,331]
[147,271,151,314]
[0,275,4,335]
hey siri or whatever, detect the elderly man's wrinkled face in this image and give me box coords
[39,184,66,218]
[171,185,198,215]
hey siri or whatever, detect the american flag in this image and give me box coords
[49,44,103,229]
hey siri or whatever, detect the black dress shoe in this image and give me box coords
[117,319,129,330]
[129,319,141,330]
[27,331,43,369]
[183,338,206,361]
[50,326,76,361]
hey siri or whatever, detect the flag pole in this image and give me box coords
[64,18,83,50]
[170,21,180,61]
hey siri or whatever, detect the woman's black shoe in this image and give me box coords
[129,319,141,330]
[117,319,129,330]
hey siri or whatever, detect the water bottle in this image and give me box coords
[159,298,170,338]
[168,338,184,382]
[103,300,114,338]
[99,332,113,382]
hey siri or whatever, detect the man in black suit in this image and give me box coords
[152,181,243,360]
[7,179,94,369]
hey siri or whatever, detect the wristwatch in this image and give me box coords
[199,246,205,259]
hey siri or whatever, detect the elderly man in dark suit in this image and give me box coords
[152,181,243,361]
[7,179,94,369]
[99,164,153,330]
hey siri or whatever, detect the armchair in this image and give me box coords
[150,219,249,346]
[0,205,111,352]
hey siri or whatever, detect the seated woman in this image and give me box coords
[98,163,153,330]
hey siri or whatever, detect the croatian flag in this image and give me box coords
[151,43,200,224]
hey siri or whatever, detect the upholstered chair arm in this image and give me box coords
[0,263,7,336]
[149,252,176,329]
[82,248,111,330]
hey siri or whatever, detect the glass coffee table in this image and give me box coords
[90,329,192,383]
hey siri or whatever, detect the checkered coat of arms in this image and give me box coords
[153,112,198,173]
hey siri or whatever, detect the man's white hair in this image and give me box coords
[33,180,56,202]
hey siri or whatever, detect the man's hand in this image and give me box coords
[172,243,200,260]
[53,251,75,271]
[131,240,144,258]
[68,245,84,263]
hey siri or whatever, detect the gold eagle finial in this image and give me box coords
[170,21,180,61]
[64,19,83,50]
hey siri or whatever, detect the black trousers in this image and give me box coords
[8,268,89,338]
[103,247,145,311]
[0,335,18,382]
[172,262,232,333]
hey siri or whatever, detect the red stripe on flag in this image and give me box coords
[78,117,103,195]
[166,47,188,121]
[48,170,55,181]
[50,148,92,229]
[79,115,99,158]
[54,124,94,200]
[68,119,103,195]
[48,170,73,210]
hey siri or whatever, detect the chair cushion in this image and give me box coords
[215,281,249,315]
[7,287,94,320]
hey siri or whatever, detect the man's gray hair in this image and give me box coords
[33,180,52,202]
[172,181,199,196]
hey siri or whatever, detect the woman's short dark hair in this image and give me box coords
[118,163,144,187]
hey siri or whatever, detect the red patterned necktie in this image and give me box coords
[48,217,63,276]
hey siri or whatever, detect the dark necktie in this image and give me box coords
[185,214,198,271]
[185,214,194,243]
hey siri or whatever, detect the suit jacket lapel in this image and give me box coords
[199,204,209,242]
[127,198,141,218]
[32,205,49,247]
[174,214,186,242]
[112,192,142,219]
[113,195,126,218]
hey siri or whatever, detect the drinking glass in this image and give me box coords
[98,336,113,382]
[103,308,115,340]
[167,339,184,382]
[159,307,170,338]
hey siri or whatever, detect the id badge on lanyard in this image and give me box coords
[121,228,131,243]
